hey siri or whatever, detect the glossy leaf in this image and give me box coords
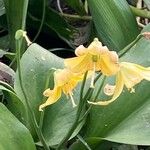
[14,43,82,145]
[0,0,5,16]
[87,0,139,51]
[0,103,36,150]
[3,0,28,51]
[144,0,150,10]
[0,83,26,124]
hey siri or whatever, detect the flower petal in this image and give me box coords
[88,71,124,105]
[87,38,103,55]
[64,54,93,74]
[75,45,87,56]
[120,62,150,89]
[99,51,119,76]
[39,87,61,111]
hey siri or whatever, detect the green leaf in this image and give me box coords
[0,0,5,16]
[14,43,82,145]
[82,24,150,146]
[0,103,36,150]
[87,0,139,51]
[45,7,74,47]
[3,0,28,51]
[144,0,150,10]
[0,82,27,125]
[64,0,86,15]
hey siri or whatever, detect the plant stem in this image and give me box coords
[77,134,92,150]
[60,13,92,21]
[57,72,102,149]
[56,72,88,150]
[33,0,46,42]
[16,37,50,150]
[80,71,88,100]
[78,76,106,124]
[118,33,143,57]
[130,5,150,19]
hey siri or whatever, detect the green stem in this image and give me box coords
[78,76,106,124]
[56,72,88,150]
[16,38,50,150]
[77,134,92,150]
[118,34,143,57]
[60,13,92,21]
[130,5,150,19]
[33,0,46,42]
[57,72,102,149]
[80,71,88,100]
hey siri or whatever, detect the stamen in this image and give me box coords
[90,62,96,88]
[130,88,135,93]
[69,92,77,107]
[23,32,32,46]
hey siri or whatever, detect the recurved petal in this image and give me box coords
[75,45,87,56]
[39,87,62,111]
[88,71,124,105]
[87,38,103,55]
[54,69,71,87]
[99,51,120,76]
[62,79,79,95]
[120,62,150,89]
[43,88,53,97]
[134,64,150,81]
[64,54,92,74]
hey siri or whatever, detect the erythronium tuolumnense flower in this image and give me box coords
[88,62,150,105]
[39,68,83,111]
[64,38,119,88]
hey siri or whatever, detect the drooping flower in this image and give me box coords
[64,38,119,88]
[39,68,83,111]
[88,62,150,105]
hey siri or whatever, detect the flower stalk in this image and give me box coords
[15,30,50,150]
[56,72,88,150]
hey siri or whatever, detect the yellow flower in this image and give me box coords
[64,38,119,88]
[39,69,83,111]
[88,62,150,105]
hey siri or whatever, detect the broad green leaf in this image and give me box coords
[87,0,139,51]
[0,83,26,125]
[0,0,5,16]
[45,7,74,47]
[0,103,36,150]
[14,43,82,145]
[81,24,150,146]
[144,0,150,10]
[3,0,28,51]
